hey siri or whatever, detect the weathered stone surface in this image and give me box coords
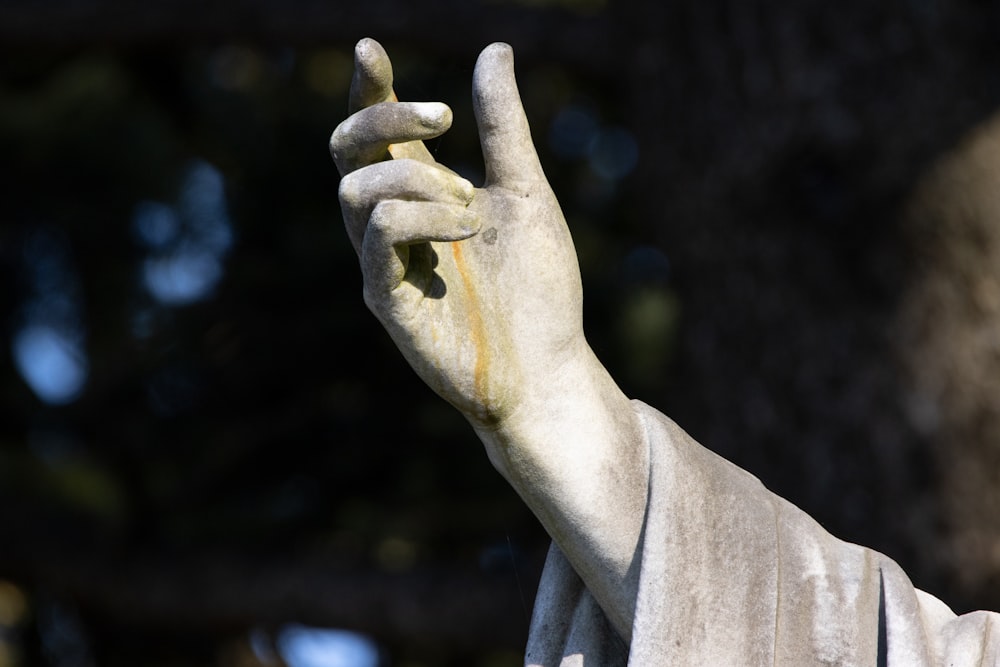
[331,38,1000,665]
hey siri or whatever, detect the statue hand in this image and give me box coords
[331,40,585,429]
[332,40,649,639]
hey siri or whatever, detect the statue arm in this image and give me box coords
[331,40,1000,665]
[330,39,648,641]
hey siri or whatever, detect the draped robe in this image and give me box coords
[525,401,1000,666]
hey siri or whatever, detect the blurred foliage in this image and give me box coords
[1,0,1000,665]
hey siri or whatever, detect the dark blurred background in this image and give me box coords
[1,0,1000,665]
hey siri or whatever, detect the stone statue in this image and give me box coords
[330,38,1000,665]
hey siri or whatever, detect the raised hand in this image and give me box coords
[331,39,585,429]
[330,39,647,641]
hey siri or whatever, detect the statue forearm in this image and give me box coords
[473,341,649,642]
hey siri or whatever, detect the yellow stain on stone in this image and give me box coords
[450,240,497,423]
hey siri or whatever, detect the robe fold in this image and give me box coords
[525,400,1000,666]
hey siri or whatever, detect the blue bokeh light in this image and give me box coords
[133,200,180,249]
[549,104,639,183]
[142,249,223,306]
[588,126,639,181]
[178,161,233,255]
[276,625,380,667]
[135,160,234,307]
[13,227,89,405]
[12,325,89,405]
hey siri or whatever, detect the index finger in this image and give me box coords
[330,101,452,175]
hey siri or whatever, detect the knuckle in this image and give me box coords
[328,126,341,154]
[328,133,345,166]
[337,173,361,207]
[328,118,353,155]
[367,201,398,236]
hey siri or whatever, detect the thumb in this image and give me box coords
[472,43,545,189]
